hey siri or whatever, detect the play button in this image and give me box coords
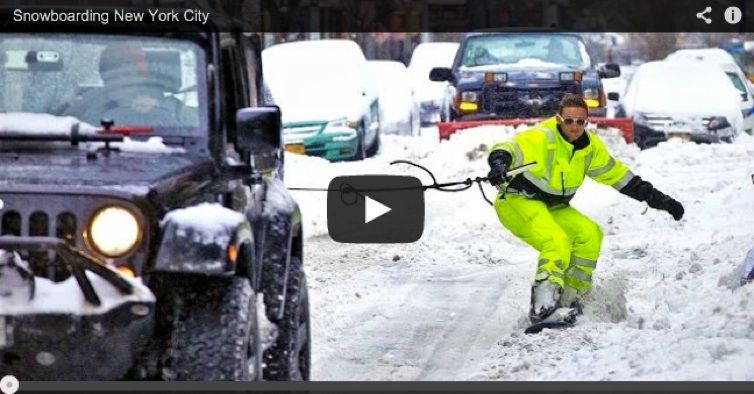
[365,196,391,223]
[327,175,424,243]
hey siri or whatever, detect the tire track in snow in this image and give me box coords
[307,237,522,381]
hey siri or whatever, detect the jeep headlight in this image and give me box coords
[88,206,141,257]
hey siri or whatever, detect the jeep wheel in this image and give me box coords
[163,276,261,381]
[263,257,311,381]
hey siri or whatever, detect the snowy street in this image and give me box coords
[285,126,754,381]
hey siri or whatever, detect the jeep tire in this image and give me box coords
[263,257,311,381]
[163,276,261,381]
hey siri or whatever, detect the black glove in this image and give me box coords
[488,149,512,186]
[646,191,684,221]
[620,176,684,221]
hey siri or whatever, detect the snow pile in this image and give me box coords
[161,202,245,246]
[0,112,99,135]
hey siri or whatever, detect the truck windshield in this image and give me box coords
[0,34,207,137]
[460,34,587,69]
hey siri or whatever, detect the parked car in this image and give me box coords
[262,39,381,161]
[0,11,309,381]
[665,48,754,134]
[407,42,459,126]
[366,60,421,136]
[616,60,744,149]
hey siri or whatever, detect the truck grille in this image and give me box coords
[481,84,580,115]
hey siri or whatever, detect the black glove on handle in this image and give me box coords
[488,149,512,186]
[620,176,684,221]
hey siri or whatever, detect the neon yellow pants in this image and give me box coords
[494,194,602,295]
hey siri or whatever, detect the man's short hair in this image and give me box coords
[558,93,588,114]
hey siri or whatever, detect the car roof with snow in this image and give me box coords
[624,60,744,129]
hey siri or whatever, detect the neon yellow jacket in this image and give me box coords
[489,116,635,206]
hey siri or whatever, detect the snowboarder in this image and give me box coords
[487,93,685,326]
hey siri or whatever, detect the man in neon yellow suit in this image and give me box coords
[487,93,684,324]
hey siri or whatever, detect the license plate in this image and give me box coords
[285,143,305,155]
[667,132,691,141]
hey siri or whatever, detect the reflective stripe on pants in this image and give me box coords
[494,194,603,289]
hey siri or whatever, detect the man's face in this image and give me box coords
[557,107,588,142]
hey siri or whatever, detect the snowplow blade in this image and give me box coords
[437,117,634,143]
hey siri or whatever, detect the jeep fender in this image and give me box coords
[154,203,254,276]
[250,177,302,320]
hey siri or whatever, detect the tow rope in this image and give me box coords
[288,160,537,207]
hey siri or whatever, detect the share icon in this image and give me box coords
[696,6,712,24]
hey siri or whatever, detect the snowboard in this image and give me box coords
[524,307,578,334]
[524,320,574,334]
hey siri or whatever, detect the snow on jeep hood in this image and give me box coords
[0,112,99,135]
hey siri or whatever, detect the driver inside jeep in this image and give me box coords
[58,42,182,126]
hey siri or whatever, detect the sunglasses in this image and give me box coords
[557,114,588,126]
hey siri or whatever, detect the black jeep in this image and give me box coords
[0,10,310,381]
[430,32,621,120]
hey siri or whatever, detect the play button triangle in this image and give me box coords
[365,195,391,223]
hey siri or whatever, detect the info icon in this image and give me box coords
[327,175,425,243]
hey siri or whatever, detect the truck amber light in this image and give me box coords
[459,101,478,111]
[584,98,600,107]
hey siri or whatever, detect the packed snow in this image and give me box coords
[283,120,754,380]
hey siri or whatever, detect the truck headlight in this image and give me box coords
[461,91,478,102]
[582,88,600,99]
[87,206,141,257]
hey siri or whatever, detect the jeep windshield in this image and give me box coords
[459,34,589,69]
[0,34,207,141]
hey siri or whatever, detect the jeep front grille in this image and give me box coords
[2,210,77,243]
[2,210,79,281]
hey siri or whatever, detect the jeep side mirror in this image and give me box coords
[607,92,620,101]
[235,106,282,172]
[599,63,621,79]
[429,67,453,82]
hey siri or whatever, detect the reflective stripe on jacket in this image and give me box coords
[489,116,635,206]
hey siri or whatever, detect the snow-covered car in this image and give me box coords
[262,39,381,161]
[407,42,459,126]
[0,20,310,381]
[665,48,754,134]
[429,33,620,120]
[367,60,421,136]
[616,60,744,149]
